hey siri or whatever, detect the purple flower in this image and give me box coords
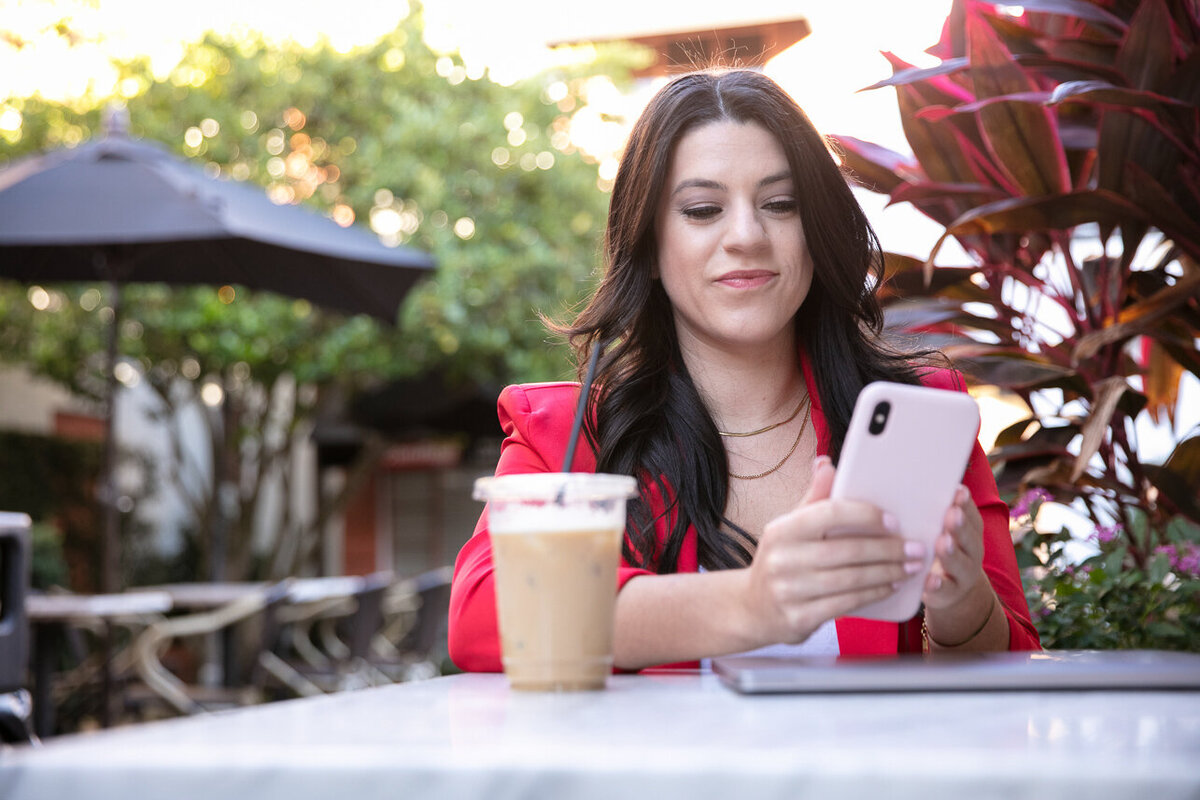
[1174,543,1200,578]
[1010,488,1053,519]
[1089,524,1123,544]
[1149,543,1200,578]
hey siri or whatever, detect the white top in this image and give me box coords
[698,566,839,669]
[701,619,839,670]
[2,671,1196,800]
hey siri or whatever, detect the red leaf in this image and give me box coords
[915,91,1053,120]
[1073,269,1200,363]
[881,51,974,104]
[889,180,1007,206]
[1123,164,1200,260]
[974,0,1127,32]
[829,135,917,194]
[862,58,969,92]
[1049,80,1192,110]
[1012,53,1128,85]
[924,189,1149,281]
[1098,0,1179,193]
[1071,376,1129,481]
[967,13,1072,196]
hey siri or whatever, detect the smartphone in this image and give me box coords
[829,381,981,622]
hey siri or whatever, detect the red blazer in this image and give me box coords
[448,361,1041,672]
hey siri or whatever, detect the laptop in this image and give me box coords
[712,650,1200,694]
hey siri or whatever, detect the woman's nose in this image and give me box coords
[723,203,768,251]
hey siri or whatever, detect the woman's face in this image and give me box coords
[654,120,813,359]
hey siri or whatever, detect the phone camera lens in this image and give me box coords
[868,401,890,435]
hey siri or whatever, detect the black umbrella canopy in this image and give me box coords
[0,126,435,323]
[0,117,437,594]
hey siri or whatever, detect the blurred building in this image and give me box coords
[548,12,811,77]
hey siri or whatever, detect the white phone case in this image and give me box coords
[829,381,981,622]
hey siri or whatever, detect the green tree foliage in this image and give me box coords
[0,4,642,581]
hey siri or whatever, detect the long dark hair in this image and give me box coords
[564,69,927,572]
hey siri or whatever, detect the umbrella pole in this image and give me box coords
[100,274,122,598]
[95,272,122,731]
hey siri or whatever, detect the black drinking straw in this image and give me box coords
[560,340,602,473]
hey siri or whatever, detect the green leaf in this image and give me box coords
[1148,552,1172,585]
[1103,549,1126,576]
[1147,621,1187,638]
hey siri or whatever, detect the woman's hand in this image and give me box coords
[921,486,1007,649]
[922,486,987,610]
[743,456,927,646]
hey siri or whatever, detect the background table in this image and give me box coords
[1,671,1198,800]
[25,591,173,736]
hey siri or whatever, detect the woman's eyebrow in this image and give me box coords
[758,170,792,188]
[670,171,793,197]
[671,178,724,196]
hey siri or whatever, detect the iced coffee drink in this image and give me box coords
[474,472,637,691]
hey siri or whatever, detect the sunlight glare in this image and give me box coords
[27,287,50,311]
[201,381,225,407]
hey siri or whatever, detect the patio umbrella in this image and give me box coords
[0,110,436,593]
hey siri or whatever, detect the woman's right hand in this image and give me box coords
[740,456,926,645]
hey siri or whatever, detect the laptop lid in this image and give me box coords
[712,650,1200,694]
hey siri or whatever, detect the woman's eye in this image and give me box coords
[681,205,721,220]
[764,199,798,214]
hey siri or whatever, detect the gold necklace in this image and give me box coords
[717,396,806,438]
[727,398,811,481]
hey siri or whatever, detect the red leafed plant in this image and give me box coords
[835,0,1200,648]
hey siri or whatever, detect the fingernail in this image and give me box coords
[904,541,925,559]
[815,455,831,469]
[883,512,900,533]
[956,486,969,504]
[929,574,943,591]
[904,560,922,575]
[944,534,955,554]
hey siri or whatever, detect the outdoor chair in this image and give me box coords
[133,582,292,715]
[262,572,398,694]
[0,513,34,745]
[371,566,453,682]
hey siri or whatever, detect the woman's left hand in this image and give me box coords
[916,484,1018,653]
[920,485,1010,650]
[921,485,987,612]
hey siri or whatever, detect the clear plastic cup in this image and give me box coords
[474,472,637,691]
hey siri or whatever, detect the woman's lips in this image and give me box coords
[716,270,776,289]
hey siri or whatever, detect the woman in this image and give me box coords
[449,69,1040,671]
